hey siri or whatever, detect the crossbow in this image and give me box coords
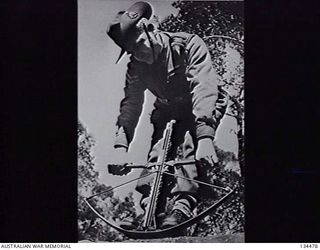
[85,120,235,239]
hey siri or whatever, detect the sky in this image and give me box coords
[78,0,241,197]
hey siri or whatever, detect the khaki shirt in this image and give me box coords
[115,32,219,149]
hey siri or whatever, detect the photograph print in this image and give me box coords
[78,0,244,242]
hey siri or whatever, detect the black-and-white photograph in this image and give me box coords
[78,0,244,242]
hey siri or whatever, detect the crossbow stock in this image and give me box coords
[85,120,235,239]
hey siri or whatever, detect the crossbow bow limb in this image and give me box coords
[85,120,236,239]
[85,169,234,239]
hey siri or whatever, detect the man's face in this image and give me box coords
[126,22,160,64]
[130,31,154,64]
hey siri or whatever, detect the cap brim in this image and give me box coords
[115,49,126,64]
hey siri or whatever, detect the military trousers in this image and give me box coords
[135,100,200,212]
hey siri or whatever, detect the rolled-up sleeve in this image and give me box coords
[115,59,146,149]
[186,35,219,140]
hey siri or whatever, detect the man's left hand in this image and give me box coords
[195,138,218,166]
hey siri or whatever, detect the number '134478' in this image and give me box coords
[300,244,318,249]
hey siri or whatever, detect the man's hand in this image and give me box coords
[108,163,131,176]
[195,138,218,166]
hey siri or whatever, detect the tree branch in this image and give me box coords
[204,35,244,44]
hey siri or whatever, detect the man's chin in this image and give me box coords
[134,56,153,64]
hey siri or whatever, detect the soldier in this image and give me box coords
[107,1,227,229]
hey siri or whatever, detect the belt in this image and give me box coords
[157,95,190,105]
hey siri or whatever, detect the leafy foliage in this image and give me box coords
[189,148,244,236]
[160,1,243,38]
[78,121,138,242]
